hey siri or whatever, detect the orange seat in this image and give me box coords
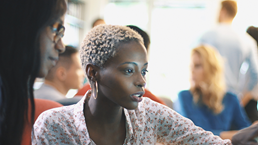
[21,99,63,145]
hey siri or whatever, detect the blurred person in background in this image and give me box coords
[247,26,258,44]
[199,0,258,106]
[92,18,106,28]
[241,26,258,123]
[177,45,251,140]
[34,46,85,105]
[127,25,150,52]
[75,25,166,105]
[0,0,67,144]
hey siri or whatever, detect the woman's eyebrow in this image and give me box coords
[119,62,148,66]
[119,62,137,66]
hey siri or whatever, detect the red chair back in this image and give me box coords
[21,99,63,145]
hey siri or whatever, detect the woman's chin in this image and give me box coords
[37,67,48,78]
[123,102,139,110]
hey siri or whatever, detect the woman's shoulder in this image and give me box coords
[140,97,163,107]
[178,90,193,100]
[223,92,239,105]
[128,97,176,122]
[138,97,171,111]
[178,90,191,96]
[223,92,238,100]
[36,105,75,123]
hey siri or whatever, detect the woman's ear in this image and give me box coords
[85,64,99,82]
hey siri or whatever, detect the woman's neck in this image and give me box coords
[83,92,126,144]
[84,93,124,129]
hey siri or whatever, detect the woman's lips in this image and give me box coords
[48,56,58,66]
[130,92,144,102]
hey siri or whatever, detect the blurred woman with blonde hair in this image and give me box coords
[177,45,251,140]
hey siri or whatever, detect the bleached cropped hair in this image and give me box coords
[80,24,144,70]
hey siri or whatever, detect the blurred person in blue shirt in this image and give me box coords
[176,45,251,140]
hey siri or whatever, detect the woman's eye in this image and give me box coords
[125,69,134,74]
[142,70,148,76]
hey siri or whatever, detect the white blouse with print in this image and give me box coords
[32,96,231,145]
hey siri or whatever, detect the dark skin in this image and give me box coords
[83,41,148,145]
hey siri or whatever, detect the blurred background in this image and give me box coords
[35,0,258,102]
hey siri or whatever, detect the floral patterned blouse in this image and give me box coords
[32,96,231,145]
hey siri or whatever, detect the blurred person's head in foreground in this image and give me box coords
[190,45,225,114]
[92,18,106,28]
[247,26,258,46]
[127,25,150,52]
[45,46,85,96]
[218,0,237,23]
[0,0,67,144]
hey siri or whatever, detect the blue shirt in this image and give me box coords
[200,24,258,97]
[176,90,251,136]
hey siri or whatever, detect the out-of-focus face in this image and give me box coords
[98,41,148,109]
[190,53,204,87]
[64,53,85,90]
[38,14,66,77]
[93,20,106,27]
[218,8,227,23]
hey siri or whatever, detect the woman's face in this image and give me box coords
[190,53,204,87]
[98,41,148,109]
[38,14,66,77]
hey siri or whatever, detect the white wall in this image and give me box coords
[83,0,109,37]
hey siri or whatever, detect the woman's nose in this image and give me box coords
[55,39,65,53]
[137,83,146,88]
[135,74,146,89]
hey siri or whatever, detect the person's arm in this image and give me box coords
[157,109,231,144]
[144,98,231,144]
[220,131,239,140]
[242,83,258,107]
[241,92,253,107]
[232,123,258,145]
[250,84,258,100]
[201,129,237,140]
